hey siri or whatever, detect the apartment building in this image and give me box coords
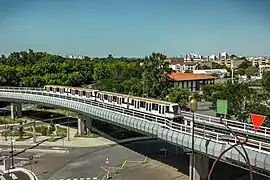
[168,59,199,72]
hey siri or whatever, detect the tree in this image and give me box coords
[48,122,56,140]
[184,69,193,73]
[262,71,270,92]
[19,122,24,140]
[246,66,259,76]
[237,60,252,69]
[206,82,270,122]
[141,52,173,98]
[166,88,191,108]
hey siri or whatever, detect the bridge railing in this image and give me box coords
[0,88,270,154]
[1,86,270,137]
[182,109,270,138]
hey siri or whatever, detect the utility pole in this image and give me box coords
[231,59,234,84]
[68,116,70,141]
[10,126,14,169]
[190,98,197,180]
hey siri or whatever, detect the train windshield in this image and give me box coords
[172,105,180,114]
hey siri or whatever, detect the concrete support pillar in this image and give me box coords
[85,117,92,134]
[32,120,36,143]
[10,103,22,119]
[189,153,209,180]
[10,103,16,120]
[16,103,22,118]
[77,115,85,136]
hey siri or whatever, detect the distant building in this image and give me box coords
[193,69,228,78]
[259,63,270,77]
[184,53,203,61]
[168,73,216,92]
[168,60,199,72]
[252,57,270,67]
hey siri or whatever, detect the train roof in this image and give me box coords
[44,85,98,92]
[45,85,178,106]
[99,91,176,106]
[132,96,176,106]
[98,91,130,98]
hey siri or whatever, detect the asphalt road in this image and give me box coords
[48,140,189,180]
[48,140,269,180]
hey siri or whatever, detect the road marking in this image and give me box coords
[121,160,127,169]
[79,178,84,180]
[86,178,91,180]
[100,166,110,180]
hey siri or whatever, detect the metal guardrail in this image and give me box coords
[0,87,269,154]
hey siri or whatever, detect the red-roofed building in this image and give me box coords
[168,72,216,92]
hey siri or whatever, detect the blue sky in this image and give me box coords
[0,0,269,57]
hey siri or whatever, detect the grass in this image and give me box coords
[26,105,78,117]
[75,133,99,138]
[0,117,26,125]
[56,126,67,136]
[15,136,32,141]
[47,136,63,142]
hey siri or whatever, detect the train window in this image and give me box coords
[165,106,169,113]
[56,88,59,92]
[50,87,52,91]
[75,90,78,94]
[82,91,86,96]
[152,103,158,111]
[172,105,179,114]
[140,101,146,108]
[122,98,125,103]
[104,95,108,100]
[97,93,100,98]
[60,89,64,93]
[113,96,116,102]
[131,100,134,105]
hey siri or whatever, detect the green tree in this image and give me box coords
[142,52,173,98]
[207,82,270,122]
[246,66,259,76]
[166,88,191,108]
[48,122,56,140]
[184,69,193,73]
[262,71,270,92]
[238,60,252,69]
[19,122,24,140]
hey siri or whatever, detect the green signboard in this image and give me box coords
[216,99,228,115]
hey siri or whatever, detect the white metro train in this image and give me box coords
[44,85,183,121]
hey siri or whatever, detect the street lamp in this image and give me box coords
[67,116,71,141]
[190,98,197,180]
[9,125,14,169]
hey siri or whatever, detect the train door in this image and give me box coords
[134,100,139,109]
[146,102,152,112]
[158,104,162,114]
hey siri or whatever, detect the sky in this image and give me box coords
[0,0,270,57]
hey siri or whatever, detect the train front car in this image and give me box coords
[169,103,184,123]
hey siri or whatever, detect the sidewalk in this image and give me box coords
[0,135,116,149]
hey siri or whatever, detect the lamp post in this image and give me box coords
[231,59,234,84]
[190,98,197,180]
[68,116,70,141]
[9,126,14,169]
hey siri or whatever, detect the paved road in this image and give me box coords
[47,139,269,180]
[48,140,189,180]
